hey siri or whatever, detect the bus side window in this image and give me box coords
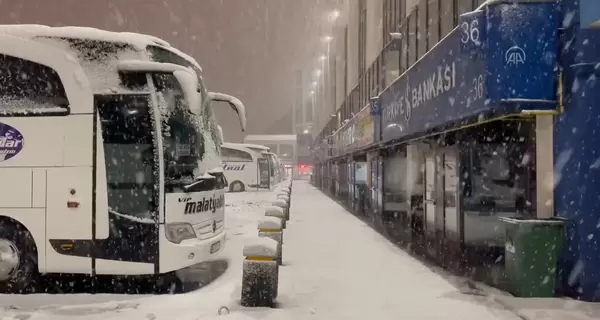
[222,148,253,162]
[0,54,69,114]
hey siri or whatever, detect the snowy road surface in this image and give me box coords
[0,181,584,320]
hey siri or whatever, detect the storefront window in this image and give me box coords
[462,141,533,247]
[383,149,409,212]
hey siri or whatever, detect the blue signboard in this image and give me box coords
[380,2,558,143]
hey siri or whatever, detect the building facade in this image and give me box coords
[311,0,600,302]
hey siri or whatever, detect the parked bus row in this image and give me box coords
[0,25,246,292]
[220,142,287,192]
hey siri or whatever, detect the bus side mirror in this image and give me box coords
[208,92,247,132]
[173,70,201,115]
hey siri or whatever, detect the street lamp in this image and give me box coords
[323,35,333,43]
[328,9,340,22]
[314,69,322,77]
[303,129,309,134]
[319,54,327,61]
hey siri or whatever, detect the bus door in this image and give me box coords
[257,157,271,189]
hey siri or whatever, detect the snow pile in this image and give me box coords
[264,206,284,219]
[257,217,282,230]
[242,237,278,258]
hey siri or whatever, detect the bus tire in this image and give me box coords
[229,181,245,193]
[0,220,38,293]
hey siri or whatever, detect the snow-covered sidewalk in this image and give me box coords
[0,182,595,320]
[265,181,520,320]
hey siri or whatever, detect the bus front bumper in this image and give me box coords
[158,229,227,273]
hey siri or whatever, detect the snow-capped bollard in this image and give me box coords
[272,199,289,221]
[276,194,290,209]
[278,188,291,207]
[241,237,279,307]
[265,205,286,228]
[257,217,283,265]
[278,188,291,200]
[278,186,290,194]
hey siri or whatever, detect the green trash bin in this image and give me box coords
[500,217,565,298]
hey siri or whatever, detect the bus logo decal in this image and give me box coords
[0,123,23,162]
[183,194,225,215]
[223,163,246,171]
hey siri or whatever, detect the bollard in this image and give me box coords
[241,237,279,307]
[257,217,283,265]
[279,188,291,207]
[275,188,288,198]
[279,187,291,198]
[265,205,286,228]
[276,194,290,212]
[276,191,290,208]
[272,199,289,222]
[276,194,289,206]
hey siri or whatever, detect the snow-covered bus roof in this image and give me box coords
[243,134,297,143]
[0,24,203,72]
[221,143,258,155]
[225,142,270,151]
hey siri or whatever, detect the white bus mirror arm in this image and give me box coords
[208,92,247,132]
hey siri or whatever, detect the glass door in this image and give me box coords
[424,152,437,258]
[442,149,461,270]
[443,151,460,240]
[257,158,270,189]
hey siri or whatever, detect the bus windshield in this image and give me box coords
[152,73,207,192]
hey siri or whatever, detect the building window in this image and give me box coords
[385,45,400,87]
[344,26,349,96]
[398,0,406,20]
[408,9,417,66]
[440,0,454,38]
[455,0,475,25]
[427,0,440,50]
[358,0,367,75]
[400,21,408,73]
[417,1,427,59]
[383,0,390,44]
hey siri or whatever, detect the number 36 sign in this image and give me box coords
[459,10,486,55]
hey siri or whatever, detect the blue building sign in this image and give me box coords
[380,2,559,143]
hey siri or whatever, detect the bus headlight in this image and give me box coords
[165,223,197,244]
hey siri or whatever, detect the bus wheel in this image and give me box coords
[230,181,245,193]
[0,222,38,293]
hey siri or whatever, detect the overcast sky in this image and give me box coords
[0,0,338,141]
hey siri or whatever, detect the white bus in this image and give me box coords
[0,35,243,292]
[235,144,285,184]
[221,143,270,192]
